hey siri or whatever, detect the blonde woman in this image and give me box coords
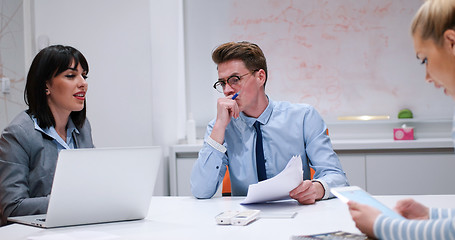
[348,0,455,239]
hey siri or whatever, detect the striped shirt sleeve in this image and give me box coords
[373,208,455,240]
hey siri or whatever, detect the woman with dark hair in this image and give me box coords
[0,45,94,225]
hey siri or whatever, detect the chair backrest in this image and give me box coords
[310,167,315,179]
[222,167,231,196]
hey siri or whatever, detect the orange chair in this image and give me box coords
[222,167,231,196]
[310,167,315,179]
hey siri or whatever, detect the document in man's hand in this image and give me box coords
[241,155,303,204]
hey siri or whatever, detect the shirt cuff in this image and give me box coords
[311,179,329,200]
[206,136,226,153]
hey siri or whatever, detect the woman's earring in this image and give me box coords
[45,89,50,95]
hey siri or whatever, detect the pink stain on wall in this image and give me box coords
[322,33,336,40]
[334,24,350,32]
[294,35,312,48]
[374,2,393,16]
[226,0,418,118]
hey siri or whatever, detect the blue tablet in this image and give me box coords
[331,186,405,220]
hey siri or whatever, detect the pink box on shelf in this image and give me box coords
[393,128,414,140]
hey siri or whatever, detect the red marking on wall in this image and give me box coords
[322,33,336,40]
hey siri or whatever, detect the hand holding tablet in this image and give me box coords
[331,186,405,220]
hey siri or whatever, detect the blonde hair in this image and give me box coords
[411,0,455,45]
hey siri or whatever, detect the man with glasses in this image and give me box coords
[190,41,348,204]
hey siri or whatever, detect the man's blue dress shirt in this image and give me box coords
[191,98,349,199]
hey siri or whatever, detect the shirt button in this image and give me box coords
[216,166,219,169]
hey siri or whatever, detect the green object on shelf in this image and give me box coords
[398,109,413,119]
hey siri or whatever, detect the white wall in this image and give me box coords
[149,0,187,193]
[34,0,155,147]
[0,0,27,132]
[33,0,185,195]
[185,0,454,126]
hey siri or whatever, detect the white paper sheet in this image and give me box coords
[241,155,303,204]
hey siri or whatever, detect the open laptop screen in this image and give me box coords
[8,146,161,228]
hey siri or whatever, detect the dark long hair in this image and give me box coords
[24,45,89,129]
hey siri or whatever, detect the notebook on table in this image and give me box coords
[8,146,161,228]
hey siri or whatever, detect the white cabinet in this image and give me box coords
[337,154,366,189]
[366,151,455,194]
[176,156,197,196]
[169,145,199,196]
[170,139,455,196]
[337,150,455,195]
[169,144,221,196]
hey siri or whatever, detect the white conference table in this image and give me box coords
[1,195,455,240]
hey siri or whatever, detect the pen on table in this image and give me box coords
[232,91,241,100]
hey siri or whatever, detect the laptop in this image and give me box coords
[8,146,161,228]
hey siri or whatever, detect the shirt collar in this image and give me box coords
[32,116,79,145]
[240,96,274,127]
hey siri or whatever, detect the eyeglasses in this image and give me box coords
[213,69,259,93]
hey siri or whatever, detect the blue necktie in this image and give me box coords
[254,121,267,182]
